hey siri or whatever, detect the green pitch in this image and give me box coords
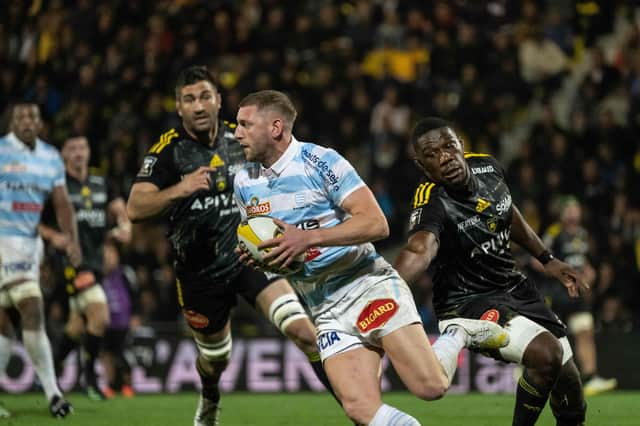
[0,391,637,425]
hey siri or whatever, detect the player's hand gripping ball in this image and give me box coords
[237,216,304,274]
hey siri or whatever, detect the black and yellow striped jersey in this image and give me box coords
[134,121,250,283]
[407,153,526,315]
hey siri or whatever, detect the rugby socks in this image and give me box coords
[368,403,421,426]
[431,326,466,383]
[0,335,12,375]
[22,328,62,401]
[307,352,341,404]
[55,331,78,374]
[513,370,550,426]
[83,332,102,386]
[196,356,221,403]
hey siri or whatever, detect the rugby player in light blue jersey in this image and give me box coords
[233,90,510,426]
[0,103,78,418]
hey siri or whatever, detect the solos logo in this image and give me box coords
[480,309,500,323]
[357,299,398,333]
[183,310,210,329]
[246,197,271,216]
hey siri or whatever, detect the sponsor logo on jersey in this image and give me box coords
[76,208,107,226]
[317,331,341,350]
[210,154,225,168]
[246,196,271,216]
[137,156,157,177]
[410,209,422,229]
[471,165,495,174]
[190,194,235,211]
[182,310,210,329]
[2,163,27,173]
[475,198,491,213]
[12,201,42,212]
[470,229,511,259]
[480,309,500,323]
[2,261,35,274]
[305,248,321,262]
[496,194,512,215]
[357,299,398,332]
[301,149,340,191]
[457,215,480,231]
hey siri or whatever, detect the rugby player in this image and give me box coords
[233,90,510,426]
[394,117,588,425]
[127,66,337,426]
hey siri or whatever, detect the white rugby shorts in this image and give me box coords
[0,236,41,288]
[315,267,422,362]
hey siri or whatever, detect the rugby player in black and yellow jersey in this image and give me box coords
[394,117,589,426]
[127,66,336,425]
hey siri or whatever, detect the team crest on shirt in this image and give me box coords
[137,156,157,177]
[480,309,500,323]
[357,299,398,332]
[486,217,499,232]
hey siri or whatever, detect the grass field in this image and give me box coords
[0,391,637,425]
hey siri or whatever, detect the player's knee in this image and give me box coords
[195,333,232,366]
[86,303,110,335]
[283,318,316,353]
[341,397,377,424]
[411,376,447,401]
[524,333,563,382]
[269,293,309,336]
[17,298,44,330]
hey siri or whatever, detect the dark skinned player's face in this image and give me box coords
[176,80,221,136]
[10,104,42,147]
[414,127,468,186]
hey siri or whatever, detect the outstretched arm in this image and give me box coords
[510,204,588,298]
[393,231,439,285]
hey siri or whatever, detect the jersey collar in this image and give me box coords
[261,136,299,178]
[6,132,40,152]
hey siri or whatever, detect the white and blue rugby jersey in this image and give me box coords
[0,133,65,238]
[234,137,387,311]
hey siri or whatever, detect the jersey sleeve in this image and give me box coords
[305,146,366,206]
[133,143,175,189]
[407,185,445,241]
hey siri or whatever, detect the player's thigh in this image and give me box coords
[381,323,447,399]
[10,282,44,330]
[65,310,85,336]
[323,346,383,408]
[176,275,236,335]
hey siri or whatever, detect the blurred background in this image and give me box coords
[1,0,639,393]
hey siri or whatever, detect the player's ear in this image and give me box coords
[413,158,424,171]
[271,118,284,139]
[175,100,182,117]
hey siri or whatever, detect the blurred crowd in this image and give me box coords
[1,0,639,334]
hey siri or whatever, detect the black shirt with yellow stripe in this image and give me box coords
[407,153,526,316]
[134,122,252,284]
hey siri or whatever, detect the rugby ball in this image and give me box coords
[237,216,304,274]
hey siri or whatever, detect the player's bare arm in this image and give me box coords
[127,166,214,222]
[38,224,70,250]
[260,186,389,268]
[510,204,588,298]
[51,184,82,267]
[393,230,439,285]
[107,197,132,243]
